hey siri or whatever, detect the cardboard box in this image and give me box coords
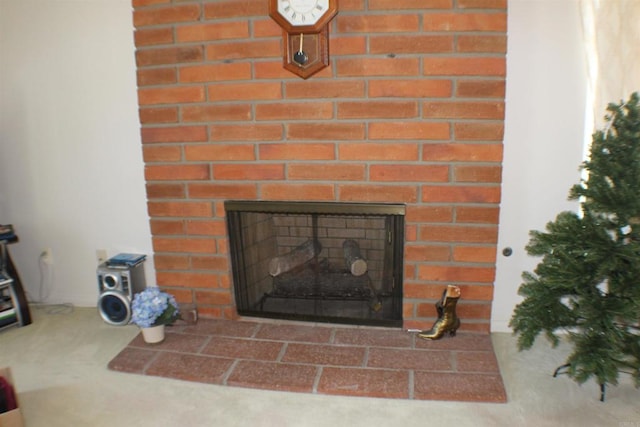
[0,367,23,427]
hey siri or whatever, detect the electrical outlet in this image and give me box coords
[96,249,108,264]
[42,248,53,265]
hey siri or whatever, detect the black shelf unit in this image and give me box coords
[0,227,32,331]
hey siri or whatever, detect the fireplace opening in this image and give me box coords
[225,201,405,327]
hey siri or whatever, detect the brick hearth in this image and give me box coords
[108,318,506,402]
[134,0,507,332]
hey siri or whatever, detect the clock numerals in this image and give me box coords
[277,0,331,27]
[287,11,314,24]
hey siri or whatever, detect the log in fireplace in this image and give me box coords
[225,201,405,327]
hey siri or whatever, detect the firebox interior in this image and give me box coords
[225,201,405,327]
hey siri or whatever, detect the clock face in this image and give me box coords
[277,0,330,27]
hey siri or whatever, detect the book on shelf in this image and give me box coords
[0,307,15,317]
[0,224,15,240]
[0,273,11,285]
[0,307,16,327]
[106,253,146,268]
[0,315,17,328]
[0,298,12,312]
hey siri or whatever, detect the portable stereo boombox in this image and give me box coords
[97,261,146,326]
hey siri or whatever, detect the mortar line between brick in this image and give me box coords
[276,342,289,362]
[362,346,370,368]
[221,359,240,386]
[195,334,212,354]
[251,322,263,338]
[141,350,162,375]
[312,366,323,394]
[408,370,415,400]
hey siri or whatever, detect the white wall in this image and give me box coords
[0,1,155,306]
[491,0,640,332]
[491,0,589,331]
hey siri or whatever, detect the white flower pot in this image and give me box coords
[141,324,165,344]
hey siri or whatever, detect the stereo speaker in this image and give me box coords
[97,261,146,326]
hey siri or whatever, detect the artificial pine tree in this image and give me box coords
[510,92,640,401]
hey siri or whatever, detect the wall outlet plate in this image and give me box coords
[42,248,53,265]
[96,249,108,264]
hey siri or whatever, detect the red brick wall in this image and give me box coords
[132,0,507,333]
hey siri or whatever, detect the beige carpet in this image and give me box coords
[0,307,639,427]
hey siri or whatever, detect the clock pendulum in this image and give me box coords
[293,34,308,66]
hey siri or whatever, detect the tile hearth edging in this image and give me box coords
[108,318,507,403]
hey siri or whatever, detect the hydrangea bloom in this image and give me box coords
[130,287,179,328]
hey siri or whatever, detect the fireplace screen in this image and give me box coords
[225,201,405,327]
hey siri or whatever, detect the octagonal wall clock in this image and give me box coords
[269,0,338,79]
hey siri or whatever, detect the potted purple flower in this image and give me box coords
[130,287,180,344]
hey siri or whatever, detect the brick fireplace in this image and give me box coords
[134,0,506,333]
